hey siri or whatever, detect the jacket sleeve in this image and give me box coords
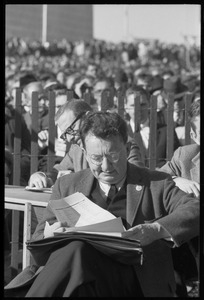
[153,178,199,247]
[53,146,74,173]
[31,177,65,241]
[127,136,145,167]
[159,147,182,177]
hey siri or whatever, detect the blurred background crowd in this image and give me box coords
[5,37,200,183]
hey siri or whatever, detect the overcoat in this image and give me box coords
[30,163,199,297]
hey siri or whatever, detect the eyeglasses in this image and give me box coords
[60,112,85,141]
[86,150,121,166]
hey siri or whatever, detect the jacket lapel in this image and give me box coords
[191,152,200,183]
[126,164,149,227]
[74,169,95,197]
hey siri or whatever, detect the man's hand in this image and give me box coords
[121,223,170,246]
[38,129,49,149]
[44,221,68,238]
[173,177,200,197]
[28,172,48,188]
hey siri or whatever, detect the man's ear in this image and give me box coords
[82,148,89,163]
[190,130,196,142]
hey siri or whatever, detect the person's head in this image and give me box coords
[22,81,44,113]
[92,77,113,110]
[86,63,97,79]
[55,99,92,145]
[125,86,150,124]
[80,111,128,185]
[56,70,66,85]
[188,100,200,145]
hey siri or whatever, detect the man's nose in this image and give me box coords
[101,156,112,171]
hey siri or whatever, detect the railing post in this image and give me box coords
[13,88,22,186]
[149,95,157,170]
[166,93,175,162]
[30,92,39,175]
[184,93,193,145]
[47,91,56,172]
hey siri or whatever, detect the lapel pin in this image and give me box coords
[136,185,142,191]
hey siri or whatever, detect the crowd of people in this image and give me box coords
[5,36,200,297]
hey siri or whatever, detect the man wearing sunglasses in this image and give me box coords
[28,99,144,189]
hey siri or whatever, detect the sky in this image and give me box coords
[93,4,201,45]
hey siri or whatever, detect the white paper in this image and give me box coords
[49,192,117,227]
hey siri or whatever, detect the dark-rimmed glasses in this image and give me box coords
[60,112,85,141]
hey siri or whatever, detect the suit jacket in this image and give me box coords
[32,163,199,297]
[127,123,180,168]
[159,143,200,183]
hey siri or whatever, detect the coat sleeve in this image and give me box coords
[127,136,145,167]
[53,145,75,173]
[153,177,199,247]
[31,177,65,241]
[159,147,182,177]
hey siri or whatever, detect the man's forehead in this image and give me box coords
[94,81,108,90]
[58,109,75,128]
[84,133,123,148]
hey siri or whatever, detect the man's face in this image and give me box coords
[86,65,97,78]
[191,116,200,145]
[93,81,109,110]
[57,109,81,145]
[23,82,44,113]
[125,93,149,124]
[83,133,127,185]
[55,95,67,113]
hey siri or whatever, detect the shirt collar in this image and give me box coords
[99,175,126,197]
[140,118,149,129]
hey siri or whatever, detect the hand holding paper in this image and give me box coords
[121,223,170,246]
[44,221,68,238]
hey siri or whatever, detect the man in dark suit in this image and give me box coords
[125,86,180,168]
[5,111,199,297]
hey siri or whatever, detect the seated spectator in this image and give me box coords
[85,62,97,79]
[159,99,200,296]
[92,76,115,111]
[56,69,67,86]
[5,111,199,297]
[28,99,144,188]
[5,103,31,186]
[5,146,13,185]
[124,86,180,168]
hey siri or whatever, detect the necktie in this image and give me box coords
[106,184,118,206]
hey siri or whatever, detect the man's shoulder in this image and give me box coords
[180,143,199,152]
[127,163,170,186]
[69,143,83,154]
[59,168,91,182]
[176,143,200,158]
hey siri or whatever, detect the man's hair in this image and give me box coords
[188,99,200,132]
[93,76,114,89]
[80,111,128,149]
[125,85,150,104]
[55,99,92,124]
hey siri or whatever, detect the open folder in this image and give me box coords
[27,192,143,266]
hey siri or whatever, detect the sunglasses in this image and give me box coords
[60,112,85,141]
